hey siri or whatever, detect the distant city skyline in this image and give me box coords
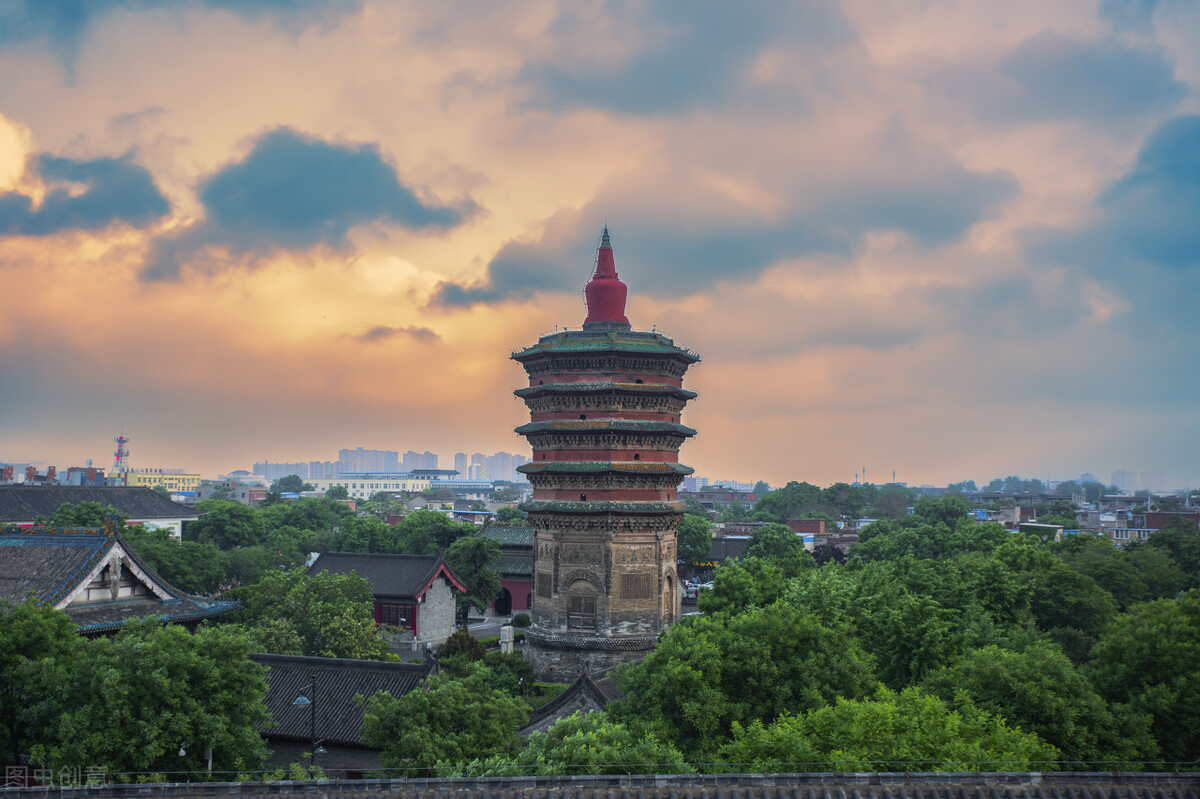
[4,439,1197,493]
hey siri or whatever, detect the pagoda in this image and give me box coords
[512,228,700,681]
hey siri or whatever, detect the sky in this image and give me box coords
[1,0,1198,490]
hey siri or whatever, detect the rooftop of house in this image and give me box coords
[483,524,534,547]
[250,653,434,748]
[308,552,465,600]
[0,522,237,633]
[0,485,200,523]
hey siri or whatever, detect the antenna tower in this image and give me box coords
[113,429,131,474]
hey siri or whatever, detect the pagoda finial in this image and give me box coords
[583,224,630,328]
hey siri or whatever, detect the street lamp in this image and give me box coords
[292,673,327,765]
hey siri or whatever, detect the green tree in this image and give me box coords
[444,536,501,613]
[1143,516,1200,582]
[122,526,228,595]
[913,495,971,528]
[753,481,771,496]
[230,567,389,659]
[745,523,812,567]
[457,711,692,776]
[490,486,522,503]
[872,486,915,519]
[0,600,76,766]
[752,481,824,523]
[697,557,788,615]
[677,514,714,563]
[395,509,473,554]
[361,664,528,775]
[437,628,486,663]
[494,506,527,524]
[851,574,962,689]
[328,515,396,553]
[151,485,171,497]
[922,642,1157,766]
[481,651,536,697]
[258,497,351,539]
[46,501,128,528]
[29,621,269,781]
[1083,590,1200,763]
[325,484,350,500]
[270,474,315,493]
[186,500,267,549]
[715,687,1058,772]
[611,603,877,759]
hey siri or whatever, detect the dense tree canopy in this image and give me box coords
[611,603,877,759]
[361,664,528,776]
[0,600,76,766]
[716,687,1058,772]
[922,642,1157,765]
[444,536,502,612]
[677,514,714,563]
[28,621,269,780]
[270,475,315,493]
[230,567,390,659]
[458,712,692,776]
[187,500,267,549]
[1083,590,1200,763]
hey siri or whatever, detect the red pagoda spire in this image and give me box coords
[583,226,630,328]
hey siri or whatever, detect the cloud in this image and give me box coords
[1093,114,1200,269]
[520,0,856,114]
[350,325,439,344]
[1099,0,1162,32]
[0,153,169,236]
[432,121,1016,308]
[1000,32,1185,121]
[141,127,474,280]
[0,0,358,57]
[1037,114,1200,272]
[921,32,1184,123]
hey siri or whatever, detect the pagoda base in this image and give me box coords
[524,627,659,683]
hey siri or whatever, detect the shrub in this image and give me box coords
[511,612,531,627]
[437,629,485,662]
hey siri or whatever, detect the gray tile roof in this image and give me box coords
[484,524,534,547]
[308,552,464,601]
[0,524,237,632]
[250,653,434,748]
[0,485,200,523]
[521,670,625,735]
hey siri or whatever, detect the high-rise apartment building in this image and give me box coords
[338,448,398,473]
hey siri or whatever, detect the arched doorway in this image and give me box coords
[495,586,512,616]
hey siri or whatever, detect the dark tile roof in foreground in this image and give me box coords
[0,523,237,633]
[0,485,200,523]
[250,653,434,748]
[308,552,465,600]
[521,669,625,735]
[2,770,1195,798]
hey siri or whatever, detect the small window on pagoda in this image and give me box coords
[580,493,587,501]
[567,584,597,630]
[579,414,586,420]
[633,453,640,461]
[635,378,644,384]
